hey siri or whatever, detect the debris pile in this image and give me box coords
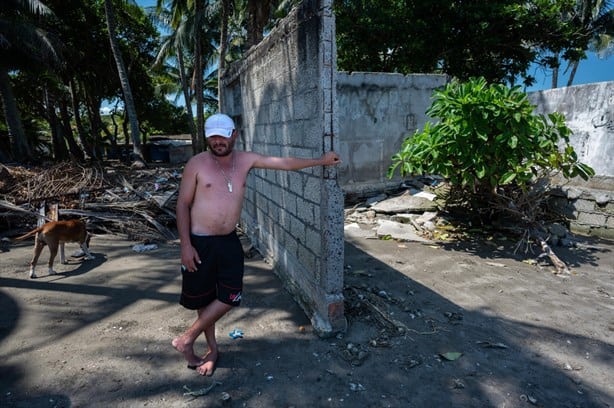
[344,176,451,243]
[0,162,182,243]
[343,176,579,276]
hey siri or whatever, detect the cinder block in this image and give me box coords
[577,212,607,226]
[572,199,596,212]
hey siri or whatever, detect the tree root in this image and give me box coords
[537,238,571,275]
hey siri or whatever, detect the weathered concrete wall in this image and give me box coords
[221,0,345,335]
[336,72,448,198]
[529,82,614,238]
[528,81,614,178]
[336,77,613,193]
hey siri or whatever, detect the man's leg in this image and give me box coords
[196,315,218,376]
[172,299,232,367]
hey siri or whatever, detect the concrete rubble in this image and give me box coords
[344,178,445,243]
[343,178,579,250]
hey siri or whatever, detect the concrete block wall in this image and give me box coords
[221,0,346,336]
[547,178,614,239]
[336,72,448,198]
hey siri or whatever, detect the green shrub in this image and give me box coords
[388,77,594,206]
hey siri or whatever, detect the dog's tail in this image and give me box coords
[12,227,43,242]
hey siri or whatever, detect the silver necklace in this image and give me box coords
[213,153,235,193]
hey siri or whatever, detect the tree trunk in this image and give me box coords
[69,78,93,159]
[122,113,129,146]
[103,0,145,166]
[246,0,262,48]
[566,60,579,87]
[177,48,196,140]
[550,52,559,88]
[247,0,270,48]
[0,68,32,161]
[45,88,68,161]
[551,66,558,88]
[218,0,231,110]
[84,92,106,160]
[59,95,84,161]
[193,0,205,154]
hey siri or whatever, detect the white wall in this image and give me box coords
[528,81,614,179]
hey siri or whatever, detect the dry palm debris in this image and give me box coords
[2,162,106,203]
[0,162,183,242]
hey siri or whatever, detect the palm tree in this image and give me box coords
[0,0,57,162]
[0,70,30,162]
[566,0,614,86]
[547,0,614,88]
[246,0,274,48]
[218,0,231,108]
[150,0,296,147]
[153,0,219,153]
[103,0,145,166]
[151,3,198,140]
[192,0,207,153]
[219,0,298,106]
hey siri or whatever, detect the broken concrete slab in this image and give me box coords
[370,191,439,214]
[376,219,433,243]
[344,222,377,239]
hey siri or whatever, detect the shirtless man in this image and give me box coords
[172,113,341,376]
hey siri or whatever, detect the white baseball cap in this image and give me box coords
[205,113,235,138]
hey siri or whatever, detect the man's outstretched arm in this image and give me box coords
[252,151,341,171]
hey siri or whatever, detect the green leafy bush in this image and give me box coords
[388,77,594,196]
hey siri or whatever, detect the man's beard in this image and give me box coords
[208,140,234,157]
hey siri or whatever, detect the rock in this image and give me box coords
[390,213,419,224]
[370,191,438,214]
[416,211,438,224]
[422,221,436,231]
[594,193,611,205]
[365,194,388,206]
[344,222,376,239]
[562,187,583,200]
[376,220,433,243]
[548,223,568,238]
[413,191,437,201]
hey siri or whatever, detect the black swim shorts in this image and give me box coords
[179,231,244,310]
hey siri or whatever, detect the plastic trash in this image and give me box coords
[132,243,158,252]
[228,328,244,339]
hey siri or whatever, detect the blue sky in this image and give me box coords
[526,52,614,91]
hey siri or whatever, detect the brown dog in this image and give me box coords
[13,219,94,278]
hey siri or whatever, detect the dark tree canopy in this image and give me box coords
[0,0,186,163]
[334,0,594,86]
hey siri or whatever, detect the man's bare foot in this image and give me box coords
[171,336,203,368]
[196,350,218,376]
